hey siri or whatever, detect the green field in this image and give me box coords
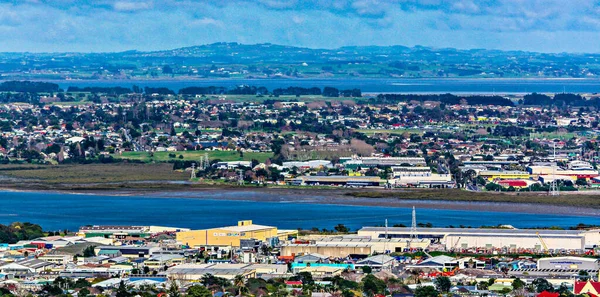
[355,128,425,135]
[116,150,273,163]
[529,132,577,139]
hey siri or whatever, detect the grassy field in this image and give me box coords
[529,132,577,139]
[355,128,424,135]
[0,163,188,184]
[115,150,273,163]
[348,189,600,209]
[2,163,600,210]
[201,94,361,103]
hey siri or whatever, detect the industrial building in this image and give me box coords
[166,263,287,280]
[391,166,433,178]
[281,243,374,258]
[281,236,429,257]
[95,246,160,259]
[357,227,600,251]
[311,236,429,253]
[537,256,599,270]
[176,220,297,248]
[444,233,584,252]
[478,170,530,181]
[527,165,599,180]
[340,156,427,170]
[78,225,189,239]
[392,175,453,188]
[282,160,332,169]
[286,175,383,187]
[357,255,396,270]
[497,180,538,189]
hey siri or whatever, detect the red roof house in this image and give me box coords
[575,281,600,297]
[537,291,559,297]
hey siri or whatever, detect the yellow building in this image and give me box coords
[348,170,362,177]
[176,220,297,248]
[478,170,530,181]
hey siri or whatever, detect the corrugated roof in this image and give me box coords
[359,227,582,236]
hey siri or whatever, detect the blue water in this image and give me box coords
[0,191,599,231]
[51,78,600,94]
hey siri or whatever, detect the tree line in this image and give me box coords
[523,92,600,107]
[0,222,45,244]
[0,81,61,93]
[374,93,515,106]
[58,83,363,98]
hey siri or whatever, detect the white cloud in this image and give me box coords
[189,17,223,27]
[1,0,600,53]
[113,1,153,12]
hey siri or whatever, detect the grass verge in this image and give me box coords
[347,189,600,208]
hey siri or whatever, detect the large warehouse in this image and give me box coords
[176,220,297,248]
[357,227,600,251]
[281,236,430,257]
[537,257,599,270]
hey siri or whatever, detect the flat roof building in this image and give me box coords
[176,220,297,248]
[358,227,600,251]
[537,256,599,271]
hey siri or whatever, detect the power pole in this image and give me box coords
[190,163,196,179]
[385,219,388,239]
[410,206,417,240]
[238,169,244,186]
[384,219,388,254]
[550,142,559,196]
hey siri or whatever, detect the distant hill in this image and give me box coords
[1,42,600,80]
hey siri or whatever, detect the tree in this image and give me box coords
[361,266,372,274]
[323,87,340,97]
[83,245,96,257]
[334,224,349,233]
[557,283,573,297]
[168,281,181,297]
[234,275,246,296]
[434,276,451,293]
[477,281,489,290]
[186,285,212,297]
[576,178,588,187]
[511,278,525,290]
[532,278,553,293]
[74,278,91,289]
[162,65,174,74]
[42,283,63,296]
[578,270,590,281]
[499,287,512,295]
[79,287,91,297]
[361,274,386,296]
[292,271,314,285]
[414,286,439,297]
[116,280,130,297]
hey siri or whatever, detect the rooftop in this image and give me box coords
[359,226,584,236]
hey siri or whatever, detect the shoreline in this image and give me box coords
[6,77,600,82]
[4,186,600,220]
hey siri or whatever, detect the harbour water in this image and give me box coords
[1,191,599,231]
[54,78,600,94]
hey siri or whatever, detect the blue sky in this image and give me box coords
[1,0,600,53]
